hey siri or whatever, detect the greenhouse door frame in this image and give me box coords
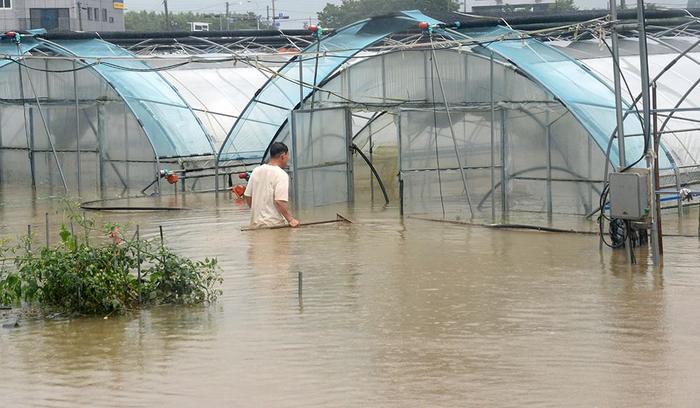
[397,106,509,222]
[290,106,354,208]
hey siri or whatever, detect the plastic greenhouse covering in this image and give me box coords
[41,39,215,158]
[557,38,700,174]
[162,64,268,149]
[0,11,699,225]
[0,42,156,195]
[461,26,666,169]
[0,37,40,68]
[217,10,444,161]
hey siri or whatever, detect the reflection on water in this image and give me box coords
[1,188,700,407]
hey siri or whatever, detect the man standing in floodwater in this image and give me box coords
[244,142,300,228]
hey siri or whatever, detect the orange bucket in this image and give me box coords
[166,173,179,184]
[232,184,246,198]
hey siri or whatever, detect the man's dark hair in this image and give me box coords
[269,142,289,158]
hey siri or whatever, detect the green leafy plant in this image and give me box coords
[0,214,222,316]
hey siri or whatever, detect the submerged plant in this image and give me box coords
[0,215,222,316]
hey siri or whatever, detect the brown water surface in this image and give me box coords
[1,189,700,407]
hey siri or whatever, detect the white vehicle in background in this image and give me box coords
[189,22,210,32]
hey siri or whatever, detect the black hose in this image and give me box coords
[81,205,189,211]
[80,197,189,211]
[409,215,597,234]
[351,144,390,205]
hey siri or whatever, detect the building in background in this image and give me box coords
[0,0,125,32]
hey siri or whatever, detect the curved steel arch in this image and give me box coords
[216,10,444,162]
[233,16,680,172]
[461,25,673,170]
[37,38,215,159]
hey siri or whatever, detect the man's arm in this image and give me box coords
[274,200,300,227]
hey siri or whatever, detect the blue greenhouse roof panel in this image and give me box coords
[217,10,443,161]
[463,26,673,169]
[0,37,41,69]
[39,39,215,159]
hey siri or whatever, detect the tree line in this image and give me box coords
[317,0,581,27]
[126,0,586,32]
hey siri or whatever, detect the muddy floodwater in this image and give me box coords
[2,189,700,407]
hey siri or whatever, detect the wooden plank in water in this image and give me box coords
[241,214,352,231]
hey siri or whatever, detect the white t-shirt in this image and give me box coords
[244,164,290,227]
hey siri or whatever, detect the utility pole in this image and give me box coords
[272,0,276,29]
[76,1,83,31]
[163,0,171,32]
[225,2,230,31]
[464,0,468,12]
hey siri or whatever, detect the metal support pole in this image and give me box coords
[45,212,49,248]
[490,53,496,222]
[44,60,54,195]
[587,131,593,213]
[136,225,141,305]
[673,166,682,218]
[399,178,404,216]
[214,158,220,193]
[17,52,36,190]
[546,121,553,219]
[155,157,162,194]
[345,109,354,203]
[24,62,68,194]
[97,103,105,197]
[298,54,304,107]
[381,54,387,103]
[430,47,473,218]
[298,271,302,298]
[638,0,660,263]
[429,52,446,219]
[398,114,404,217]
[73,61,81,197]
[124,106,129,194]
[28,108,36,188]
[611,0,627,167]
[369,125,374,203]
[181,165,186,193]
[652,83,663,255]
[500,109,508,220]
[290,112,300,207]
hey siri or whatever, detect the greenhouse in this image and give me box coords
[0,9,699,231]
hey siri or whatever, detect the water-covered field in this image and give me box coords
[2,189,700,407]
